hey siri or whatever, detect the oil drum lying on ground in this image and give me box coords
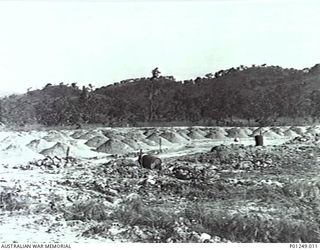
[138,151,162,170]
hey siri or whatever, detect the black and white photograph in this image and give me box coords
[0,0,320,246]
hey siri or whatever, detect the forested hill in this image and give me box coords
[2,63,320,127]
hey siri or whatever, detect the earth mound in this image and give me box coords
[40,142,70,157]
[159,131,188,144]
[96,139,133,154]
[85,135,108,148]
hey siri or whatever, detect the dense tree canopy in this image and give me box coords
[1,64,320,127]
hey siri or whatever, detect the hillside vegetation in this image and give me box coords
[2,64,320,127]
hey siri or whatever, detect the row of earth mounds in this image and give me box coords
[66,126,314,155]
[1,125,320,162]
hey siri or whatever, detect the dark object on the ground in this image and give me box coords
[211,146,219,152]
[255,135,264,146]
[211,145,225,152]
[138,150,162,170]
[66,147,70,163]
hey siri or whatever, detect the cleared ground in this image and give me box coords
[1,126,320,242]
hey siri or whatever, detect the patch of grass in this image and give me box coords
[110,197,177,242]
[0,187,29,211]
[62,199,109,222]
[182,202,320,242]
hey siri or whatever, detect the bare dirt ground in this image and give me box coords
[1,126,320,243]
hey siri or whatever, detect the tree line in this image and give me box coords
[1,63,320,127]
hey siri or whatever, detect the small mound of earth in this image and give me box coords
[289,126,306,135]
[174,129,191,141]
[241,127,254,134]
[85,135,108,148]
[283,129,300,137]
[159,131,188,144]
[125,130,145,141]
[146,132,172,146]
[70,130,86,139]
[101,130,125,141]
[42,131,70,142]
[141,138,158,147]
[189,127,207,137]
[78,130,104,140]
[306,126,320,136]
[226,128,249,138]
[251,127,265,136]
[0,134,23,144]
[143,128,158,137]
[96,139,133,154]
[121,138,141,150]
[187,130,205,140]
[270,127,285,136]
[40,142,70,157]
[26,139,53,152]
[0,144,43,164]
[262,130,282,139]
[205,129,227,139]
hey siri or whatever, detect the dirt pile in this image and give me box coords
[191,127,208,137]
[270,127,285,136]
[101,130,125,141]
[146,132,171,146]
[187,130,205,140]
[159,131,188,144]
[42,131,70,142]
[1,144,43,164]
[85,135,108,148]
[40,142,70,157]
[306,126,320,136]
[283,129,299,137]
[26,139,53,152]
[96,139,133,154]
[205,128,228,139]
[262,130,282,139]
[78,130,105,140]
[174,129,191,141]
[289,126,306,135]
[121,138,141,150]
[226,127,249,138]
[70,130,86,139]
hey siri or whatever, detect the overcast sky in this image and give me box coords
[0,0,320,94]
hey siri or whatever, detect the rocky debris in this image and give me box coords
[286,134,320,145]
[62,199,109,222]
[166,163,217,181]
[19,156,76,171]
[101,159,144,178]
[0,185,29,211]
[180,143,320,173]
